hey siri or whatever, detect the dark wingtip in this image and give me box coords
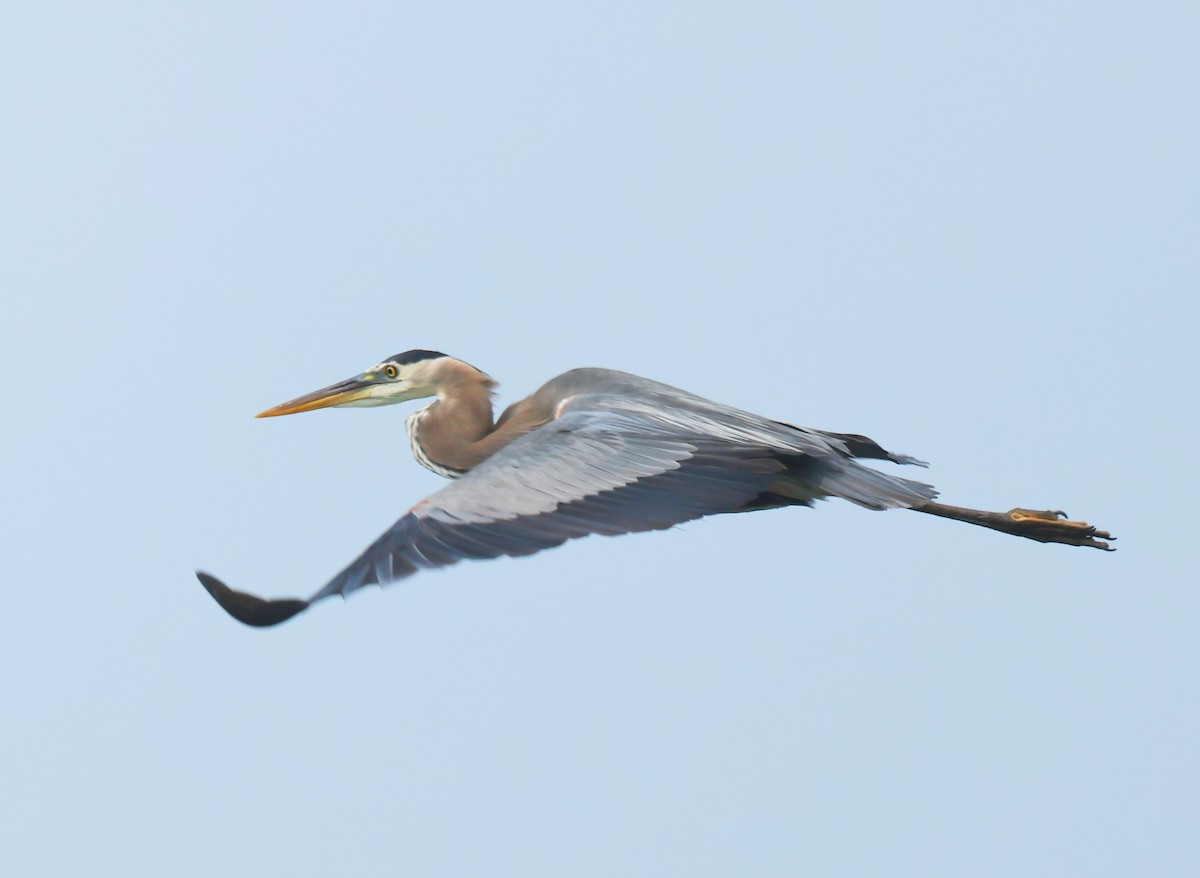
[196,571,310,627]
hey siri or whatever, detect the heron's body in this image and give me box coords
[404,363,928,503]
[198,351,1114,627]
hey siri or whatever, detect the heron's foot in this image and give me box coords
[1003,508,1116,551]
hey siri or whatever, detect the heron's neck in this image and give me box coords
[413,370,500,473]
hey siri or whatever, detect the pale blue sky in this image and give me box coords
[1,2,1196,875]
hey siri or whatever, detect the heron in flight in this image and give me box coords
[198,350,1114,627]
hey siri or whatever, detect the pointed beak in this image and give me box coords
[255,374,379,418]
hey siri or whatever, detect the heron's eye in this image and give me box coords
[384,365,398,379]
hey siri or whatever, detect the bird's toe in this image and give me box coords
[1004,509,1116,551]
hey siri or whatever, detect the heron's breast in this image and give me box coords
[405,409,468,479]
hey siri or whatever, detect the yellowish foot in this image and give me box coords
[1005,508,1116,551]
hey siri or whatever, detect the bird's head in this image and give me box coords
[255,349,475,418]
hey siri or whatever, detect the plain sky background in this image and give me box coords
[2,2,1196,875]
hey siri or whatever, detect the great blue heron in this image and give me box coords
[198,350,1114,627]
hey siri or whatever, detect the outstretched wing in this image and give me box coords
[198,408,787,626]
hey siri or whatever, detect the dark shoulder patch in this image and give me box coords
[387,349,449,365]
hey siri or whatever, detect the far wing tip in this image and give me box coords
[195,571,310,628]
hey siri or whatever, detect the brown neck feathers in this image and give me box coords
[414,359,554,473]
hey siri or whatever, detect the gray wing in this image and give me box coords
[197,406,788,626]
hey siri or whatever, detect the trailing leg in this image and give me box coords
[911,501,1115,551]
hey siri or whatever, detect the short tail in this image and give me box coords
[814,430,930,467]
